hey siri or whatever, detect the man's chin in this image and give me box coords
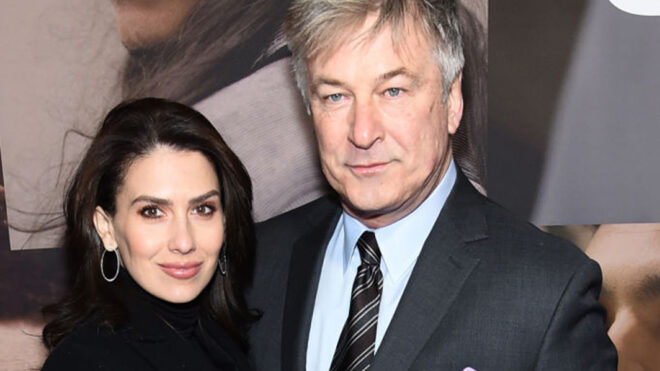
[340,195,402,227]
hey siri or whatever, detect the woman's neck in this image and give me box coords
[119,269,201,339]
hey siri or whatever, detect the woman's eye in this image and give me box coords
[140,206,163,218]
[385,87,402,97]
[192,204,216,216]
[325,93,344,102]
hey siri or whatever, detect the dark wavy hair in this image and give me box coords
[121,0,289,105]
[453,3,487,190]
[42,98,255,349]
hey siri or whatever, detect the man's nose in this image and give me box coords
[348,99,383,149]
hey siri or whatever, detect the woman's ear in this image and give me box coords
[93,206,117,251]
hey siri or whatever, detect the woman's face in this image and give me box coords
[94,146,224,303]
[586,224,660,371]
[110,0,200,50]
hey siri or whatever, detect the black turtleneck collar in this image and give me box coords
[117,268,200,340]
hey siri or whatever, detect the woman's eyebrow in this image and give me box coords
[131,195,171,206]
[129,190,220,207]
[189,190,221,205]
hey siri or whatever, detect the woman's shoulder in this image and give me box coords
[42,322,127,370]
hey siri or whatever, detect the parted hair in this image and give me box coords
[42,98,256,350]
[285,0,464,106]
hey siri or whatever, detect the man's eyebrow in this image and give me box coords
[376,67,420,85]
[636,274,660,301]
[310,68,421,94]
[310,77,347,94]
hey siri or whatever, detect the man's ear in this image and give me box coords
[446,72,464,135]
[93,206,117,251]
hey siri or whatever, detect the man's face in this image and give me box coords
[307,16,463,228]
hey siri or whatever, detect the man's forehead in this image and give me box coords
[307,13,432,72]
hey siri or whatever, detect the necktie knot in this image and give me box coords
[357,231,381,267]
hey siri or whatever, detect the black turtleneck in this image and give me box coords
[43,269,251,370]
[115,269,251,370]
[120,269,200,340]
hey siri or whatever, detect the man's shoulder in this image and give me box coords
[257,194,340,237]
[251,195,340,278]
[475,196,592,274]
[448,176,586,268]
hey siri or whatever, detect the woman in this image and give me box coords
[42,98,254,370]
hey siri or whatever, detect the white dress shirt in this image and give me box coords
[306,160,457,371]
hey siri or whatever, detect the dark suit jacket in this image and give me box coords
[42,307,250,370]
[247,172,617,370]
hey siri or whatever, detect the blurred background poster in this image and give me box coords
[1,3,119,367]
[488,0,660,225]
[488,2,660,369]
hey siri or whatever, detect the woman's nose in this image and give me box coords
[169,218,195,254]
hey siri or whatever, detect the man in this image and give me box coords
[247,0,617,370]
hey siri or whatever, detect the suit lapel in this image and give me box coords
[371,172,487,371]
[281,200,342,371]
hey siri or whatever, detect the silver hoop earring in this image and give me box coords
[101,249,120,282]
[218,245,228,276]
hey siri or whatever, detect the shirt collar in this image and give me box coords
[341,159,457,283]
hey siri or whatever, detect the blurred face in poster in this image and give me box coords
[586,224,660,371]
[110,0,200,49]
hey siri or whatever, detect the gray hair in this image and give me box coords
[285,0,464,107]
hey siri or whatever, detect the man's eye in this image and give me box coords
[140,206,163,218]
[193,204,216,216]
[326,93,344,102]
[385,87,402,97]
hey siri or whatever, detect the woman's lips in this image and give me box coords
[158,262,202,279]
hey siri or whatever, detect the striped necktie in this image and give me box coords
[330,231,384,371]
